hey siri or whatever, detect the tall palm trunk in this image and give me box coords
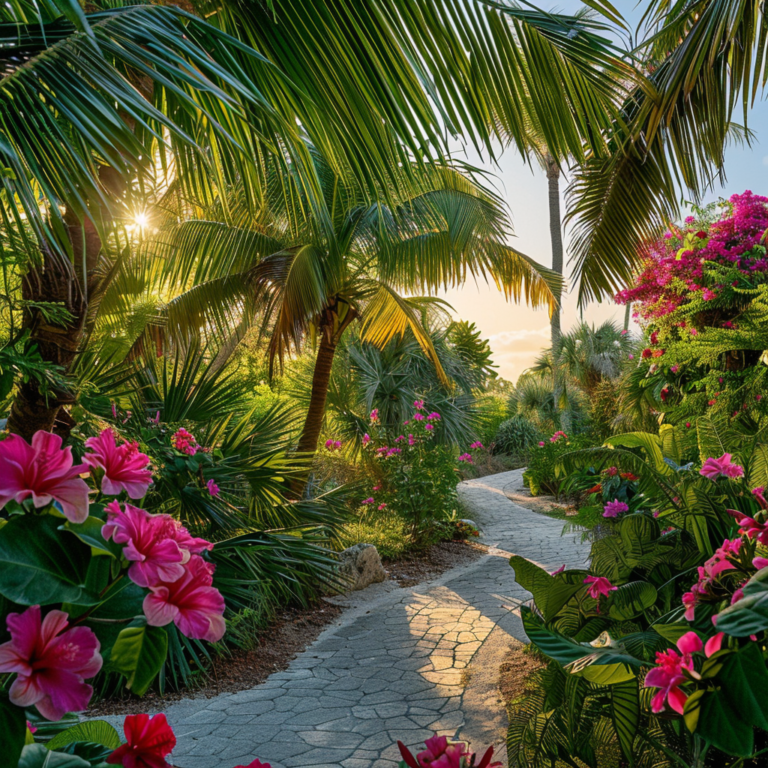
[545,153,569,432]
[296,330,338,456]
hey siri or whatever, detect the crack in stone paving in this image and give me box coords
[133,470,591,768]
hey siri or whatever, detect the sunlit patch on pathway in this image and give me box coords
[114,470,590,768]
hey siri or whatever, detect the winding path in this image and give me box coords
[138,470,590,768]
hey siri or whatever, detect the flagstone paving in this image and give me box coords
[123,470,590,768]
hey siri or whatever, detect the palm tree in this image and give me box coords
[0,0,629,439]
[116,158,561,459]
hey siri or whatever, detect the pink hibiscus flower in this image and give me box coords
[206,478,220,498]
[700,453,745,480]
[143,555,226,642]
[644,631,723,714]
[102,502,188,588]
[0,431,89,523]
[583,576,617,600]
[84,428,152,499]
[0,606,102,720]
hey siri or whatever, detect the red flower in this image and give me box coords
[107,714,176,768]
[650,331,659,345]
[620,472,639,481]
[586,483,602,494]
[641,348,653,359]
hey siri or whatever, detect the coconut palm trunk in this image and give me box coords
[296,331,338,456]
[545,153,570,432]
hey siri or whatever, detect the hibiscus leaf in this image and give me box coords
[0,693,26,768]
[0,515,99,606]
[687,687,754,757]
[46,721,121,751]
[607,581,658,621]
[18,744,91,768]
[61,517,121,559]
[715,643,768,732]
[108,623,168,696]
[509,556,584,622]
[715,569,768,637]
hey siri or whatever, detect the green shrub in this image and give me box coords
[522,431,596,498]
[493,415,541,456]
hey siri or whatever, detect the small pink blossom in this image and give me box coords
[538,441,545,447]
[670,365,679,373]
[414,400,425,410]
[372,485,381,491]
[370,409,379,423]
[426,412,441,421]
[0,431,89,523]
[361,497,374,505]
[628,354,634,360]
[207,479,220,498]
[413,413,425,422]
[378,503,387,511]
[424,424,434,431]
[754,557,768,570]
[408,435,415,447]
[549,431,567,443]
[0,606,102,720]
[621,329,628,335]
[602,499,629,518]
[171,428,198,456]
[362,433,371,446]
[583,576,617,600]
[753,487,768,509]
[458,453,473,464]
[700,453,744,480]
[395,435,406,443]
[84,428,153,499]
[143,555,226,642]
[470,441,484,450]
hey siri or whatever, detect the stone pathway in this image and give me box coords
[134,470,590,768]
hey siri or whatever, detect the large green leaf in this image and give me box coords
[604,433,672,475]
[607,581,658,622]
[108,623,168,696]
[509,556,583,622]
[0,692,27,768]
[62,517,120,559]
[46,722,121,752]
[610,678,640,765]
[0,514,98,606]
[717,644,768,732]
[18,744,91,768]
[715,568,768,637]
[522,607,643,673]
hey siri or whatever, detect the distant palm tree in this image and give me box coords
[114,158,561,459]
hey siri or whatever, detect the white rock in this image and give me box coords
[337,543,387,591]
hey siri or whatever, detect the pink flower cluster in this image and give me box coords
[470,441,484,450]
[102,502,224,641]
[324,439,343,451]
[617,191,768,321]
[644,631,723,714]
[171,428,198,456]
[0,428,154,524]
[84,428,153,499]
[681,538,742,620]
[602,499,629,518]
[458,453,473,464]
[398,735,501,768]
[550,431,567,443]
[700,453,744,480]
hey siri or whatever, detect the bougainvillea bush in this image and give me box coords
[617,191,768,424]
[508,417,768,766]
[522,430,596,498]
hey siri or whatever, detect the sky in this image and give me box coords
[439,2,768,382]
